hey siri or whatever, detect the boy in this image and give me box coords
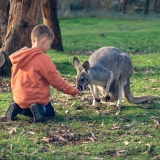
[5,24,79,122]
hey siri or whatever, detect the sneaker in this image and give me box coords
[30,103,45,122]
[5,103,21,121]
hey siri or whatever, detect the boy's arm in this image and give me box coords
[43,64,79,96]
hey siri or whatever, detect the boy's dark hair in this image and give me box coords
[31,24,54,41]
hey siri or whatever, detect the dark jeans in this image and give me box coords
[15,102,55,117]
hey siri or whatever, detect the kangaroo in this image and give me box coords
[73,47,159,113]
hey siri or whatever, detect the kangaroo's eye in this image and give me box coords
[80,78,85,82]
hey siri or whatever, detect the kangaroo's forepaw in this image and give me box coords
[105,95,110,102]
[95,98,101,102]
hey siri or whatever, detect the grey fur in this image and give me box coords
[73,47,159,111]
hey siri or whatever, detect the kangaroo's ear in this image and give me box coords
[73,57,82,71]
[82,61,90,72]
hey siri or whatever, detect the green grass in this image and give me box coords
[0,17,160,160]
[60,17,160,54]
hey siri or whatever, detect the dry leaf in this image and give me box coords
[143,69,154,74]
[142,122,148,125]
[141,105,153,109]
[137,141,142,144]
[154,120,159,125]
[77,152,90,155]
[55,135,68,142]
[116,150,128,157]
[8,127,17,134]
[96,110,100,115]
[115,138,122,142]
[0,116,7,122]
[118,150,128,153]
[101,122,104,127]
[27,131,35,135]
[91,131,96,139]
[153,120,160,130]
[145,143,155,153]
[88,137,95,142]
[149,79,160,83]
[156,124,160,130]
[154,154,160,159]
[65,110,69,114]
[124,141,129,145]
[41,137,50,143]
[145,134,153,138]
[91,157,104,160]
[110,126,121,130]
[70,102,76,107]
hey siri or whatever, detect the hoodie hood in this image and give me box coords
[9,47,43,68]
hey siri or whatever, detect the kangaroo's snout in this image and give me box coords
[77,83,88,91]
[77,85,83,91]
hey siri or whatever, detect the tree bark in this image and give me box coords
[64,0,71,17]
[118,0,127,13]
[81,0,91,12]
[153,0,160,13]
[0,0,41,76]
[104,0,111,10]
[41,0,63,51]
[0,0,9,48]
[144,0,150,14]
[122,0,127,13]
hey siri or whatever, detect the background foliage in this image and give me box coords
[57,0,160,18]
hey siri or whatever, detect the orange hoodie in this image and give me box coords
[9,47,79,109]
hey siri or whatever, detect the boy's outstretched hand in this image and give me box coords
[78,91,84,96]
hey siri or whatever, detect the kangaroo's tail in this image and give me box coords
[124,79,160,103]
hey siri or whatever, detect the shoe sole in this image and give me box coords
[5,105,17,121]
[31,104,45,122]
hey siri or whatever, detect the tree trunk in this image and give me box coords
[0,0,9,73]
[81,0,91,12]
[0,0,9,48]
[96,0,101,9]
[122,0,127,13]
[153,0,160,13]
[104,0,111,10]
[41,0,63,51]
[118,0,127,13]
[153,0,157,12]
[0,0,41,76]
[144,0,150,14]
[64,0,71,17]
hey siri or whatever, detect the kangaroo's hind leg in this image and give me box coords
[115,79,127,114]
[104,71,113,101]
